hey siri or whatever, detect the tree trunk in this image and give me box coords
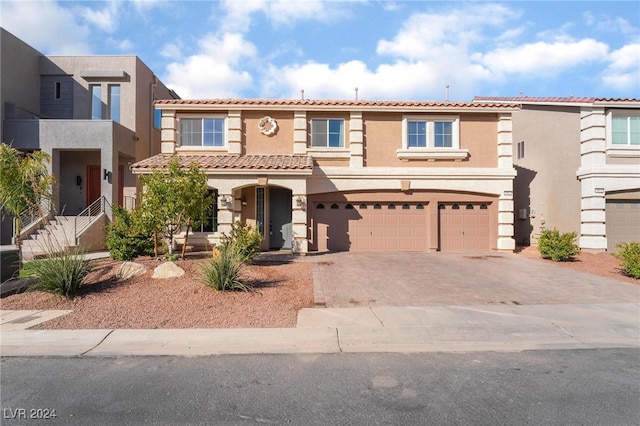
[181,221,191,259]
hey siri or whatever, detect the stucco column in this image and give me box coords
[579,181,607,251]
[160,110,177,154]
[227,110,242,155]
[349,112,364,167]
[497,193,515,251]
[293,111,307,155]
[291,193,308,254]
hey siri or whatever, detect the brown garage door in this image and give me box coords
[439,203,490,250]
[606,200,640,252]
[313,202,428,252]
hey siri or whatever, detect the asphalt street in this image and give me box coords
[2,349,639,425]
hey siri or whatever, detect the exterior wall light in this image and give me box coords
[296,195,306,208]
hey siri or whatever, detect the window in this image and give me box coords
[257,188,265,235]
[404,116,459,149]
[55,82,61,99]
[330,204,339,209]
[517,141,525,159]
[434,121,453,147]
[408,121,427,147]
[399,115,466,160]
[195,190,218,232]
[90,85,102,120]
[108,85,120,123]
[153,108,161,130]
[612,115,640,146]
[181,118,225,147]
[311,119,344,147]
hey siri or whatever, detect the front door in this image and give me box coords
[269,187,292,250]
[86,165,101,207]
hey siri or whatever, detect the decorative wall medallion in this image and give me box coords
[258,116,278,136]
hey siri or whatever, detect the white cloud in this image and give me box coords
[0,0,92,54]
[602,43,640,92]
[478,39,609,77]
[160,42,183,60]
[163,33,257,99]
[218,0,350,32]
[78,0,121,33]
[106,37,134,52]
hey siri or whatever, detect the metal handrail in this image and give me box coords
[74,196,112,243]
[15,197,51,237]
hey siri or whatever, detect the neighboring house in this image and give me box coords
[132,98,518,254]
[0,28,177,247]
[474,96,640,252]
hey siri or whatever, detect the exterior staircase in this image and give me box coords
[20,216,77,261]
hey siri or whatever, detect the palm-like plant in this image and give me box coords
[0,144,55,263]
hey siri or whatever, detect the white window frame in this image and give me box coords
[310,118,345,148]
[397,115,468,160]
[606,110,640,158]
[178,115,227,151]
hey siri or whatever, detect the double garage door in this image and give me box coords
[312,202,490,252]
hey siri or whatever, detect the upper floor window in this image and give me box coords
[403,116,459,149]
[90,85,102,120]
[108,85,120,123]
[611,115,640,146]
[516,141,525,159]
[181,118,226,147]
[153,108,161,130]
[311,119,344,147]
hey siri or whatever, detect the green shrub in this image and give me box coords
[220,221,262,263]
[200,242,251,291]
[26,246,93,299]
[106,207,154,261]
[537,229,581,262]
[613,242,640,279]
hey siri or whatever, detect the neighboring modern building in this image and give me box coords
[132,98,518,255]
[0,28,177,245]
[474,96,640,252]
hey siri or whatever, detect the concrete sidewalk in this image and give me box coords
[2,303,638,357]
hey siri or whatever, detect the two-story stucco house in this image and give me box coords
[131,98,518,255]
[1,28,177,248]
[474,96,640,253]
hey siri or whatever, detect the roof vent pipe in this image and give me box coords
[445,85,449,101]
[301,89,305,100]
[355,87,359,100]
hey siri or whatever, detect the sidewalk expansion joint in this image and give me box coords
[80,329,115,356]
[335,328,343,353]
[368,305,385,327]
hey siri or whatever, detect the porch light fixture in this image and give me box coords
[225,196,234,208]
[241,196,248,206]
[296,195,306,208]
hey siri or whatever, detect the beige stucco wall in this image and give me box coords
[242,110,294,155]
[511,105,582,246]
[362,112,498,167]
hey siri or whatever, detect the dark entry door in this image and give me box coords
[86,165,101,207]
[269,187,292,250]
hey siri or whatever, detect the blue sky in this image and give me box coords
[1,0,639,100]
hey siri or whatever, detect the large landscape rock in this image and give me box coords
[152,261,185,279]
[116,262,148,280]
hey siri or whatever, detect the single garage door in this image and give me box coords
[606,200,640,252]
[313,202,428,252]
[439,203,490,250]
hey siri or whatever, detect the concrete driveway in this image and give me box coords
[307,252,640,308]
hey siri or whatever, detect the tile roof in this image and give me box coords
[131,154,314,173]
[154,98,519,109]
[473,96,640,104]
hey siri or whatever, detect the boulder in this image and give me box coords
[116,262,148,280]
[152,261,185,279]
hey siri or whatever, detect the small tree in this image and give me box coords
[139,157,209,258]
[0,144,55,263]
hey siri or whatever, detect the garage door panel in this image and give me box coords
[312,202,429,252]
[606,201,640,252]
[440,203,491,251]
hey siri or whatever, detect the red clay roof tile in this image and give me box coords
[131,154,314,172]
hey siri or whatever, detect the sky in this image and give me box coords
[1,0,639,101]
